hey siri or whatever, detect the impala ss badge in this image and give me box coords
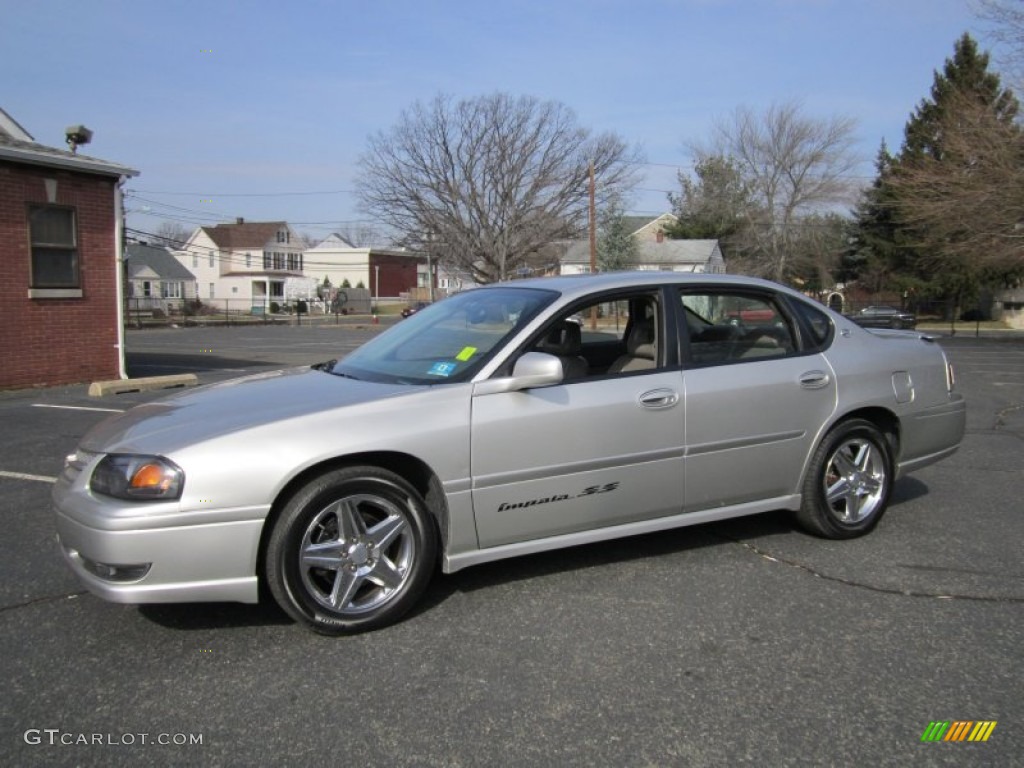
[497,482,620,512]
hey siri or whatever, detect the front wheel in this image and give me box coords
[796,419,893,539]
[265,466,437,635]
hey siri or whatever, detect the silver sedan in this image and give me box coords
[54,273,966,634]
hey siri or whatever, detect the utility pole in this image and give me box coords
[588,161,597,274]
[588,161,598,330]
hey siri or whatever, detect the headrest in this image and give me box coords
[626,320,655,358]
[538,321,583,356]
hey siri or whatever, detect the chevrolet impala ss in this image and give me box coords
[54,273,966,634]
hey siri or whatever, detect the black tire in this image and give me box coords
[265,466,437,635]
[796,419,893,539]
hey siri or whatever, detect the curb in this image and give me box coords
[88,374,198,397]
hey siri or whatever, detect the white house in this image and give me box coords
[177,219,314,311]
[560,234,726,275]
[304,234,424,299]
[558,213,726,275]
[125,242,198,311]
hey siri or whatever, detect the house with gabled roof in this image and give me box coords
[558,213,725,276]
[177,219,314,312]
[125,242,198,312]
[0,107,138,389]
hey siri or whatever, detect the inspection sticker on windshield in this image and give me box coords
[455,346,477,362]
[428,362,458,377]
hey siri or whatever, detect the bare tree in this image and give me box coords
[888,88,1024,272]
[335,223,384,248]
[976,0,1024,89]
[692,102,860,281]
[357,93,641,283]
[153,221,194,249]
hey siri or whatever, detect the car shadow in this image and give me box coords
[411,509,798,618]
[138,599,293,630]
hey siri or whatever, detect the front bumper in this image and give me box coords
[53,465,268,604]
[56,510,264,604]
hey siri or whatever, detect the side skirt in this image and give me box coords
[442,494,801,573]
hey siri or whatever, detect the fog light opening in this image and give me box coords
[81,557,151,582]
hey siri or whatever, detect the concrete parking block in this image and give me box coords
[88,374,198,397]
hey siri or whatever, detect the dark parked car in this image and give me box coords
[401,302,428,318]
[849,306,917,330]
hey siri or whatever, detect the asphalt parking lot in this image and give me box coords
[1,326,1021,767]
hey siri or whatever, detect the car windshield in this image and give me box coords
[331,286,558,384]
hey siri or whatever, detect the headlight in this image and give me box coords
[90,454,184,501]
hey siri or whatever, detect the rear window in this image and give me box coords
[790,298,834,350]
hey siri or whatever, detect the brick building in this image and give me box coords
[0,109,138,389]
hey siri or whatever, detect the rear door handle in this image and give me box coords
[638,388,679,409]
[799,370,831,389]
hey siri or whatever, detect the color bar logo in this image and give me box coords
[921,721,997,742]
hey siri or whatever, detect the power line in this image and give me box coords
[129,188,356,197]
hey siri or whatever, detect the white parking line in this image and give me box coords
[0,470,56,484]
[31,404,125,413]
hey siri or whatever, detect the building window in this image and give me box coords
[28,206,79,288]
[192,253,199,269]
[287,253,298,271]
[209,250,215,268]
[246,252,252,268]
[272,252,284,270]
[270,281,284,298]
[263,251,270,269]
[161,282,182,299]
[209,283,215,299]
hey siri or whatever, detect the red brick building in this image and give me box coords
[0,109,138,390]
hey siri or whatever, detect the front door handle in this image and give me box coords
[638,388,679,409]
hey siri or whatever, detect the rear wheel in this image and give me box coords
[796,419,893,539]
[266,466,437,634]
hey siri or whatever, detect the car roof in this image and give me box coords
[480,272,801,302]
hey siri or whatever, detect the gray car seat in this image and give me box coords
[537,321,589,380]
[608,318,656,373]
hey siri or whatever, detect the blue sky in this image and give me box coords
[1,0,992,243]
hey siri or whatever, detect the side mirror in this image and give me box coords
[472,352,564,396]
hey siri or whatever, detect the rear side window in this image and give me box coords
[789,298,834,351]
[678,291,797,366]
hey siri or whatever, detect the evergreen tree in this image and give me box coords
[664,155,751,242]
[852,33,1021,316]
[902,33,1018,162]
[596,196,638,272]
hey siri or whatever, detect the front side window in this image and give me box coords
[333,287,557,385]
[524,293,662,380]
[679,290,797,366]
[28,206,78,288]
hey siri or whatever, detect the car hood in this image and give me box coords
[80,368,417,454]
